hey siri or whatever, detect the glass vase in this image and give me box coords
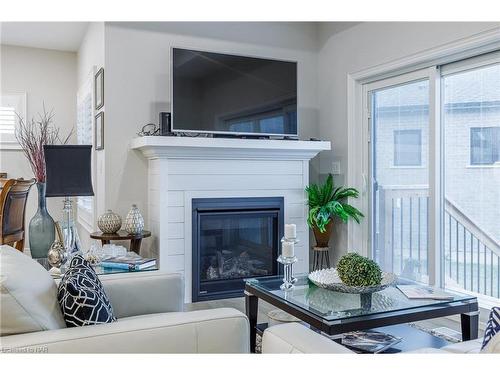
[29,182,55,259]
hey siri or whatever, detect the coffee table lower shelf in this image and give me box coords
[255,322,450,353]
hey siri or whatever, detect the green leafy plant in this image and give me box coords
[337,252,382,287]
[306,174,364,233]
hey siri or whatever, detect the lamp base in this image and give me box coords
[61,197,82,263]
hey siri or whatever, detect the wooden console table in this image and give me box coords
[90,230,151,254]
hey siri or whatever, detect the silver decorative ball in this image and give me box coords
[47,241,67,268]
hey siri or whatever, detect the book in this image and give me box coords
[101,256,157,271]
[397,285,454,300]
[341,331,402,353]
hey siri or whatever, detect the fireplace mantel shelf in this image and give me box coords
[131,136,331,160]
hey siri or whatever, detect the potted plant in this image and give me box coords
[306,174,363,247]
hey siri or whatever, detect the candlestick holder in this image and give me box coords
[281,236,299,245]
[277,255,298,290]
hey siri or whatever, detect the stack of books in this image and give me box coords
[101,255,156,271]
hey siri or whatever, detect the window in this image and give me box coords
[394,129,422,166]
[470,127,500,165]
[76,71,95,231]
[0,93,26,149]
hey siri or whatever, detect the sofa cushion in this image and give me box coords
[0,245,66,336]
[440,338,482,354]
[58,255,116,327]
[481,307,500,353]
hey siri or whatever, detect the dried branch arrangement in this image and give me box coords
[15,105,73,182]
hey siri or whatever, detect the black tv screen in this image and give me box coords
[172,48,297,137]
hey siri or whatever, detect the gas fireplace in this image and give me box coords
[192,197,284,301]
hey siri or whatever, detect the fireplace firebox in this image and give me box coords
[192,197,284,302]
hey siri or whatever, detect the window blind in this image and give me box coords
[0,93,26,147]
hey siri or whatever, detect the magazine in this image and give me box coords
[397,285,454,300]
[101,255,157,271]
[341,331,402,353]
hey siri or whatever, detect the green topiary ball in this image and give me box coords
[336,252,382,287]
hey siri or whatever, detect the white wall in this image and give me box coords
[76,22,105,250]
[103,23,321,255]
[0,44,77,247]
[317,22,500,263]
[77,23,104,86]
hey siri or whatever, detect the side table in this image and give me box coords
[312,246,330,270]
[90,230,151,254]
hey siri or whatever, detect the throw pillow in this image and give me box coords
[57,255,116,327]
[481,306,500,351]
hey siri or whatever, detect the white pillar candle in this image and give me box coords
[284,223,296,239]
[282,241,295,258]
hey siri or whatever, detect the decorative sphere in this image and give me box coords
[47,241,66,268]
[97,210,122,234]
[337,252,382,287]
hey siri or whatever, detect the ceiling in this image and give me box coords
[0,22,89,52]
[0,22,361,53]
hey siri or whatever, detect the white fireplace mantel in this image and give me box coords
[131,136,331,302]
[130,136,331,160]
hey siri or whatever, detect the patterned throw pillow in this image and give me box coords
[57,255,117,327]
[481,307,500,351]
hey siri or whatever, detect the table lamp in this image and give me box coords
[44,145,94,259]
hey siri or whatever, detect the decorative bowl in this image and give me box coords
[308,267,397,294]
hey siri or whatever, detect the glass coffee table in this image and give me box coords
[245,276,479,353]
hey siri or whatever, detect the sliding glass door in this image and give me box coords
[442,57,500,300]
[368,71,432,283]
[367,51,500,302]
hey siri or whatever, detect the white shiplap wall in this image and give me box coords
[147,158,310,302]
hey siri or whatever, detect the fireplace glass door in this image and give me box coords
[192,197,283,301]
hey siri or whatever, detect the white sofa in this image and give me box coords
[262,322,499,354]
[0,245,249,353]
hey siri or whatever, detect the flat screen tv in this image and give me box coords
[172,48,297,137]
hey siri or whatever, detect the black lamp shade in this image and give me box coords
[44,145,94,197]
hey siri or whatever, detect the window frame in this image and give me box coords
[364,68,441,286]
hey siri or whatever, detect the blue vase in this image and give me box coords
[29,182,55,259]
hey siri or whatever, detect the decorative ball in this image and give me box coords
[47,241,66,268]
[97,210,122,234]
[336,252,382,287]
[124,204,144,235]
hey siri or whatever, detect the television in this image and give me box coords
[172,48,298,137]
